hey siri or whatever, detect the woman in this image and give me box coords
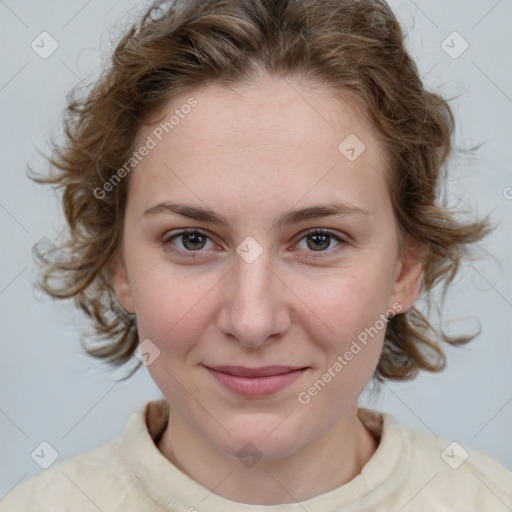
[3,0,511,509]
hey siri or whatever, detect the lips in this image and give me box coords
[203,365,309,396]
[204,365,307,377]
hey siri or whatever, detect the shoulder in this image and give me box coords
[0,438,148,512]
[1,399,170,512]
[362,408,512,510]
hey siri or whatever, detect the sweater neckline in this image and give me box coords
[122,399,410,511]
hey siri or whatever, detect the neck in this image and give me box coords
[156,405,379,505]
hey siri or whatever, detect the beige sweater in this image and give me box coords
[2,399,511,511]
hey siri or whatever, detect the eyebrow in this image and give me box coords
[142,202,370,229]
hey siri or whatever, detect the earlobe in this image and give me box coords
[110,252,136,314]
[390,240,425,314]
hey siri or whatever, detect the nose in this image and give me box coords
[216,247,292,349]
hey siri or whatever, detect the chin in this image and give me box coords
[211,416,310,463]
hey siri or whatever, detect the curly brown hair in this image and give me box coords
[31,0,493,382]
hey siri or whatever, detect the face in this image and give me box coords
[112,75,422,460]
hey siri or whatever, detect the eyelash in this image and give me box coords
[162,228,347,260]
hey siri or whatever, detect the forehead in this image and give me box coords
[129,77,390,216]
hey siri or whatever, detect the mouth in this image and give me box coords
[202,365,309,397]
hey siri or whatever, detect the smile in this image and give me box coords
[203,365,309,397]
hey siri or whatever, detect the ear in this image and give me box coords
[389,237,425,314]
[110,250,136,314]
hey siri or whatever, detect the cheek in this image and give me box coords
[297,266,393,338]
[133,271,212,397]
[296,277,389,407]
[295,293,385,421]
[293,268,391,389]
[129,262,219,351]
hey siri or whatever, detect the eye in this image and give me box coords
[162,228,347,260]
[295,228,346,258]
[163,229,217,258]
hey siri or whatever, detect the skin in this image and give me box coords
[111,75,424,505]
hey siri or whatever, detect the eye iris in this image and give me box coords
[307,233,330,251]
[183,232,206,250]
